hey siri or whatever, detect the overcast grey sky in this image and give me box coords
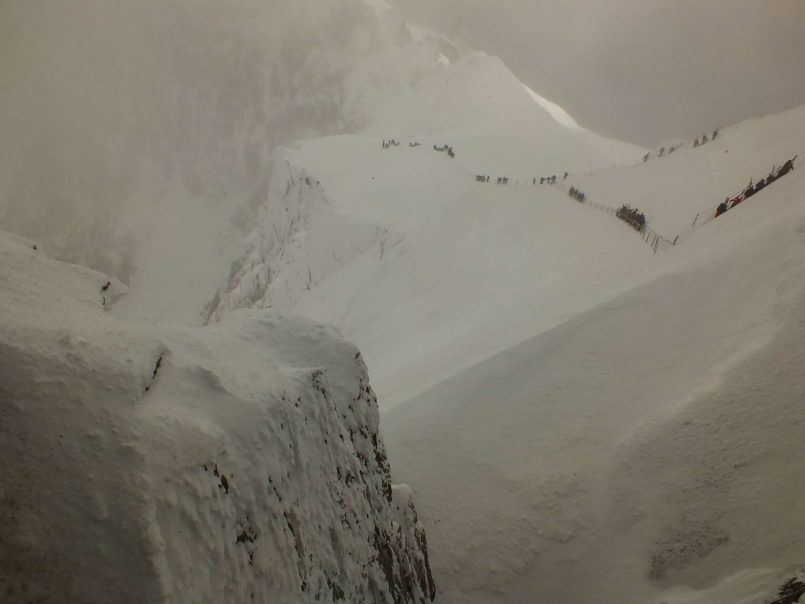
[397,0,805,145]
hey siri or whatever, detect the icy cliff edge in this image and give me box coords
[0,231,434,603]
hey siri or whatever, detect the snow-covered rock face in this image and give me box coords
[0,231,434,603]
[202,150,385,325]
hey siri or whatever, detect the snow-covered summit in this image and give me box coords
[363,51,644,173]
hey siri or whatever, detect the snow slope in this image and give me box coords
[207,88,805,601]
[382,126,805,602]
[208,52,652,406]
[362,52,644,176]
[0,231,434,603]
[570,104,805,237]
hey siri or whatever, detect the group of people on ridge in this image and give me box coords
[474,173,566,186]
[715,156,797,218]
[568,187,586,203]
[642,129,720,163]
[616,204,647,232]
[693,130,719,148]
[433,144,455,158]
[536,175,559,185]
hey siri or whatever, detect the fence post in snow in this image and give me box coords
[673,235,679,246]
[692,213,699,227]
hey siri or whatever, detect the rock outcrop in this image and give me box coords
[0,231,434,603]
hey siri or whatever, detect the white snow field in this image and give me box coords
[0,231,435,603]
[207,50,805,603]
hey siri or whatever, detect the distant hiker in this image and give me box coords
[702,134,709,144]
[643,153,650,163]
[563,171,568,180]
[712,129,719,140]
[715,200,728,217]
[693,138,700,148]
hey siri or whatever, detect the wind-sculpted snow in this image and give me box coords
[204,150,386,325]
[0,231,434,603]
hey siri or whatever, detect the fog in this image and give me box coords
[1,0,803,282]
[397,0,805,145]
[0,0,396,278]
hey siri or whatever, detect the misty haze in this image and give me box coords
[1,1,804,603]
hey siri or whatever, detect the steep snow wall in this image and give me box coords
[0,231,434,603]
[203,148,388,324]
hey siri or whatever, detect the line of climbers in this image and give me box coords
[536,175,559,185]
[474,174,568,186]
[381,140,424,149]
[714,155,797,218]
[433,144,456,158]
[568,187,586,203]
[693,129,719,148]
[642,129,720,163]
[615,204,647,232]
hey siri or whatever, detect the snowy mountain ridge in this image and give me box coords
[203,51,651,406]
[206,77,805,603]
[3,5,805,600]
